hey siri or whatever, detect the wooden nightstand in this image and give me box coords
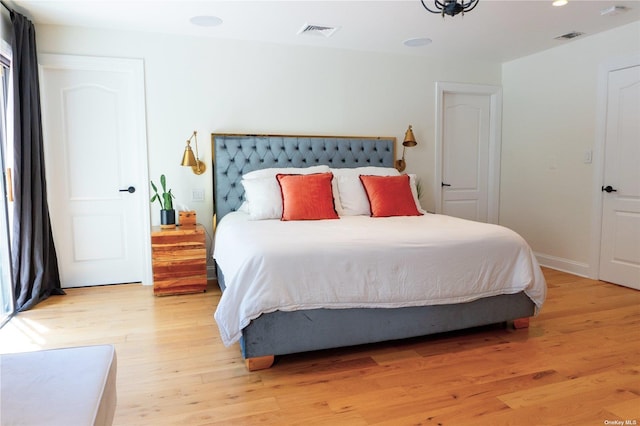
[151,224,207,296]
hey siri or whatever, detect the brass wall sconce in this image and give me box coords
[395,125,417,172]
[181,130,206,175]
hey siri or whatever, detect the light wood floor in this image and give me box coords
[0,268,638,425]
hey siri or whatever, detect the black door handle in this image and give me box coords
[119,186,136,193]
[601,185,617,193]
[442,182,451,187]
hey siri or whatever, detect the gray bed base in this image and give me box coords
[212,133,535,366]
[216,268,534,359]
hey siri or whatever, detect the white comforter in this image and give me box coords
[213,212,546,346]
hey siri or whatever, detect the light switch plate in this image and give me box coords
[192,188,205,202]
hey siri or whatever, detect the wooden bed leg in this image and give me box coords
[512,317,530,329]
[245,355,275,371]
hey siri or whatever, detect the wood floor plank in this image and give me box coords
[497,365,640,408]
[1,270,639,425]
[604,397,640,420]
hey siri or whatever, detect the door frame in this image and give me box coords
[0,40,13,327]
[434,82,503,223]
[38,54,153,286]
[589,53,640,280]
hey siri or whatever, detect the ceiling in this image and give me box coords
[5,0,640,62]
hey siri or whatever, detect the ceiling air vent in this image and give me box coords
[554,31,585,41]
[601,5,629,16]
[297,23,339,38]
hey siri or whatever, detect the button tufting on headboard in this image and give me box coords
[212,134,396,221]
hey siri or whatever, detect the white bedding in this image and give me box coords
[213,212,547,346]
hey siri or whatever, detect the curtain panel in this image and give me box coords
[10,11,63,311]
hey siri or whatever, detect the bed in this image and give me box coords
[211,133,546,370]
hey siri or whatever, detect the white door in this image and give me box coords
[435,83,502,223]
[599,64,640,290]
[39,55,152,288]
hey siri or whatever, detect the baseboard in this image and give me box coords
[534,252,591,278]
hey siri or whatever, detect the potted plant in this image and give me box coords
[150,174,176,228]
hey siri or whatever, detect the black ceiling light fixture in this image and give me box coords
[420,0,480,17]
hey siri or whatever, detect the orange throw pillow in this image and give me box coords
[276,173,339,221]
[359,174,423,217]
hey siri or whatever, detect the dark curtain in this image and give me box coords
[10,11,64,311]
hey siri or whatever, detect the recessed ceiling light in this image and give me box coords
[404,37,432,48]
[552,0,568,6]
[190,16,223,27]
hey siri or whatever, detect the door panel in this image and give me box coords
[443,200,480,221]
[40,56,150,288]
[65,85,121,199]
[599,65,640,289]
[72,215,125,261]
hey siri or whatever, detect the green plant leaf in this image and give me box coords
[150,175,173,210]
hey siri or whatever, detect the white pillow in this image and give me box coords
[237,201,250,213]
[242,165,331,220]
[330,176,343,215]
[408,174,427,214]
[332,167,400,216]
[241,178,282,220]
[242,165,329,180]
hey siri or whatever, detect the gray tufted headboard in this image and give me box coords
[212,134,396,221]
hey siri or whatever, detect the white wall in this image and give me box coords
[12,17,640,281]
[35,24,502,275]
[501,21,640,277]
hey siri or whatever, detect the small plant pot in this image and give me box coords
[160,209,176,229]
